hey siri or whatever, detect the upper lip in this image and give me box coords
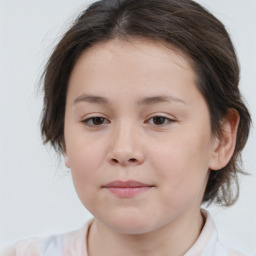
[103,180,154,188]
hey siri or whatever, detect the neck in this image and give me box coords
[87,209,204,256]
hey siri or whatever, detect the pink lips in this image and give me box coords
[102,180,154,198]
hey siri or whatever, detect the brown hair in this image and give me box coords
[41,0,251,206]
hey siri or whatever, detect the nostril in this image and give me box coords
[109,157,140,165]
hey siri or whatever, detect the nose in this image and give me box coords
[107,122,145,166]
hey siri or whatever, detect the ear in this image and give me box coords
[209,109,240,171]
[63,148,71,169]
[61,140,71,168]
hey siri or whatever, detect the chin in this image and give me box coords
[99,212,160,235]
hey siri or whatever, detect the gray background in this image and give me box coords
[0,0,255,254]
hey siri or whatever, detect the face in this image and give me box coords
[64,38,218,234]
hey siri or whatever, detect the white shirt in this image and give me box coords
[1,210,248,256]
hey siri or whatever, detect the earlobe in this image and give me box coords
[209,109,240,171]
[62,142,71,168]
[63,151,71,168]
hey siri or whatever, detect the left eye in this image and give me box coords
[148,116,174,126]
[82,117,109,126]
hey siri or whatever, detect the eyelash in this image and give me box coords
[81,116,176,127]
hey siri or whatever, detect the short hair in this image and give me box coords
[41,0,251,206]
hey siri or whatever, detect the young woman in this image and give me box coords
[2,0,252,255]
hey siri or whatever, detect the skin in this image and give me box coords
[64,38,239,256]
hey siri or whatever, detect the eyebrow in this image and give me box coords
[74,94,187,106]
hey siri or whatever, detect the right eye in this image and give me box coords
[81,117,109,127]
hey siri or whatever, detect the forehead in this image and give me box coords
[73,38,194,76]
[67,38,200,106]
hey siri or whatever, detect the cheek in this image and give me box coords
[66,142,102,211]
[65,123,105,171]
[65,135,105,196]
[149,131,212,201]
[151,133,211,173]
[67,143,100,177]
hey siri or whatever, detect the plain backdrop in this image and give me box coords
[0,0,255,254]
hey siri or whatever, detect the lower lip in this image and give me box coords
[104,187,152,198]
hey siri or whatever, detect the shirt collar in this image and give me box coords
[185,209,217,256]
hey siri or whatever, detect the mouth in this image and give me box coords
[102,180,155,198]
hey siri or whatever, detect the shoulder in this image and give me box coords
[0,236,60,256]
[227,248,253,256]
[198,210,250,256]
[0,246,16,256]
[214,233,249,256]
[216,235,250,256]
[0,220,93,256]
[3,238,41,256]
[228,249,243,256]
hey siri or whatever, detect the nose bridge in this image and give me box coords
[108,118,144,165]
[116,118,134,141]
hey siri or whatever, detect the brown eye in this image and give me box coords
[148,116,175,126]
[82,117,109,127]
[152,116,166,125]
[91,117,105,125]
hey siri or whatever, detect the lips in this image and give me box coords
[104,180,153,188]
[102,180,154,198]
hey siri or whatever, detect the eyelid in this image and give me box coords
[146,112,176,120]
[81,115,110,127]
[146,114,177,126]
[80,113,176,128]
